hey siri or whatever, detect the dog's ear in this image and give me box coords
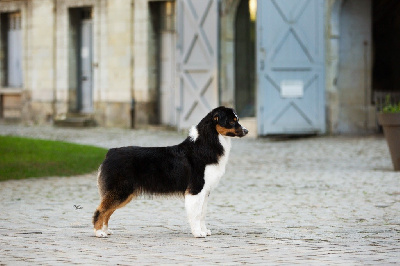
[211,108,221,124]
[213,112,219,123]
[212,106,226,123]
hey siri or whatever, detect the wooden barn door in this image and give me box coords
[176,0,219,129]
[257,0,326,135]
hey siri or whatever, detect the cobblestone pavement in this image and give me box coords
[0,124,399,265]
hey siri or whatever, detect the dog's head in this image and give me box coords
[211,106,248,138]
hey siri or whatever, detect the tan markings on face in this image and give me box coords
[233,117,237,122]
[216,124,237,136]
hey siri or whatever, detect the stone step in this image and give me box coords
[54,114,96,128]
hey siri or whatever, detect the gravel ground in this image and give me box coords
[0,124,399,265]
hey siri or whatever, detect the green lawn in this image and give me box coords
[0,136,107,181]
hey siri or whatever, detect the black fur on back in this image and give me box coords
[98,107,232,201]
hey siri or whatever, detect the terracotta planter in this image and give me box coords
[377,113,400,171]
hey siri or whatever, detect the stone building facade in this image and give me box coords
[0,0,154,128]
[0,0,399,135]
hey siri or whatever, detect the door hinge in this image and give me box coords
[260,59,264,71]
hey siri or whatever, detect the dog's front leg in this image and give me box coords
[185,191,207,238]
[200,191,211,236]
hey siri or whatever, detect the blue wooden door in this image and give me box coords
[176,0,219,129]
[257,0,325,135]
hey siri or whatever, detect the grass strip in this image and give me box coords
[0,136,107,181]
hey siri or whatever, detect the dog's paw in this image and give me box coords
[95,230,108,238]
[192,230,207,238]
[201,226,211,236]
[102,226,113,235]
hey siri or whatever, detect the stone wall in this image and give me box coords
[325,0,377,134]
[26,0,55,124]
[0,0,161,128]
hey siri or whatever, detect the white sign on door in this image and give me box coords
[280,80,304,98]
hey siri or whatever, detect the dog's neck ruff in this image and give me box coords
[189,126,199,142]
[203,134,231,191]
[217,134,231,167]
[218,134,231,154]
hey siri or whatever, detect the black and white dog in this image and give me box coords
[93,106,248,238]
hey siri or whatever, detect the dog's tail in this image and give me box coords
[97,164,106,197]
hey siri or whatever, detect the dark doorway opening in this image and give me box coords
[372,0,400,106]
[235,0,255,118]
[68,7,93,113]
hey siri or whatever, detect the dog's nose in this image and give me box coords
[243,128,249,135]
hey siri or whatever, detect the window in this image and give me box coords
[1,12,23,88]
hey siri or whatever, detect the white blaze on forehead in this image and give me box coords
[189,126,199,142]
[233,111,239,120]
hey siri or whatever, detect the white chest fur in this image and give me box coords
[203,135,231,191]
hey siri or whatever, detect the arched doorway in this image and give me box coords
[331,0,400,134]
[336,0,373,133]
[234,0,255,118]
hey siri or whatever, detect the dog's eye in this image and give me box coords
[229,121,235,126]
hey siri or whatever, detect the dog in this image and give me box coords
[93,106,248,238]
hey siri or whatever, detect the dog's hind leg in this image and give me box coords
[93,192,137,238]
[185,191,207,238]
[93,194,116,238]
[102,209,116,235]
[102,193,136,235]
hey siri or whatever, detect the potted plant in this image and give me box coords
[377,95,400,171]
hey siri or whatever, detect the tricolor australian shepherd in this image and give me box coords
[93,106,248,238]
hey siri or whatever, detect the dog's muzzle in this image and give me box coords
[237,126,248,137]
